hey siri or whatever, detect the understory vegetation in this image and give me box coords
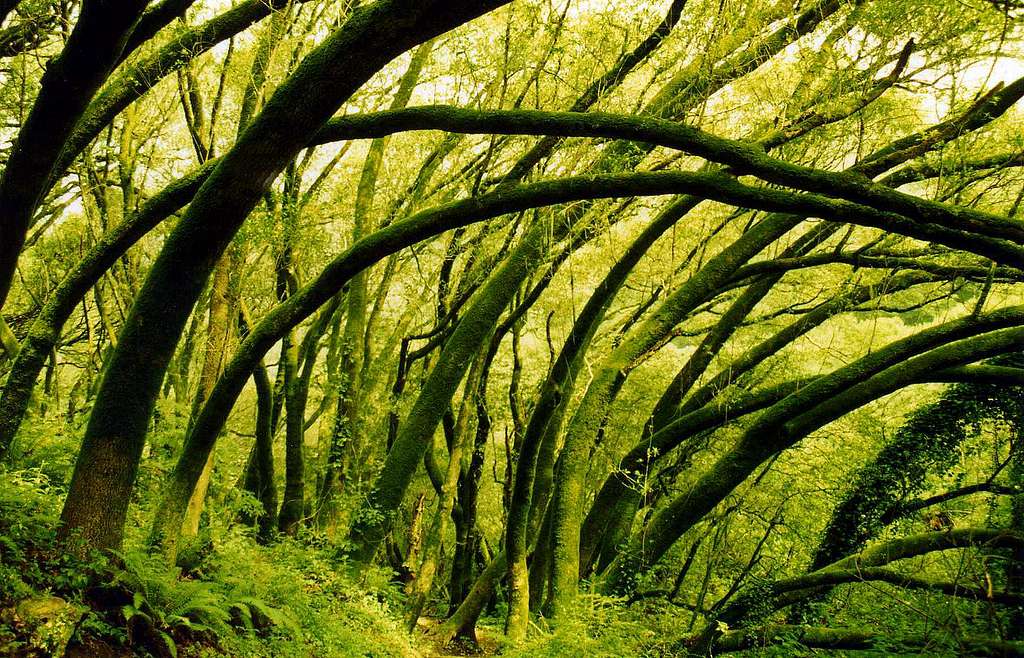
[1,0,1024,655]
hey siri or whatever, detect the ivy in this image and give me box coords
[812,351,1024,570]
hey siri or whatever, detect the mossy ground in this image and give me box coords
[0,464,688,657]
[0,467,425,657]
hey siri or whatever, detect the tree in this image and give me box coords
[1,0,1023,655]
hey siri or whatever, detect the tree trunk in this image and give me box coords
[59,0,510,554]
[181,253,234,538]
[317,41,431,528]
[243,360,279,541]
[0,0,148,310]
[546,212,800,617]
[449,381,490,613]
[277,327,305,535]
[346,211,564,563]
[600,319,1024,593]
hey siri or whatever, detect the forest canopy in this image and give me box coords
[0,0,1023,656]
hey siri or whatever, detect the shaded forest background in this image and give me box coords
[1,0,1023,655]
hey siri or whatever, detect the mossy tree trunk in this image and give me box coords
[346,209,564,563]
[406,351,483,628]
[318,41,431,527]
[58,0,512,554]
[181,252,236,539]
[143,168,783,560]
[599,316,1024,593]
[243,359,279,541]
[505,194,705,638]
[0,0,148,310]
[546,211,801,617]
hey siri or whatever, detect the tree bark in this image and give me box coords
[0,0,148,310]
[318,41,431,527]
[600,316,1024,593]
[346,209,562,563]
[180,253,235,538]
[58,0,512,554]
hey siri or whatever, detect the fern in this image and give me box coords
[102,548,294,655]
[229,596,301,637]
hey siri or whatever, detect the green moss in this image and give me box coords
[813,351,1024,569]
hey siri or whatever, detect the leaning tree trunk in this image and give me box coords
[181,253,235,538]
[0,0,148,310]
[546,211,801,617]
[346,210,565,563]
[58,0,511,554]
[599,316,1024,594]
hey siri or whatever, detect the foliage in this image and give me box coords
[1,0,1024,655]
[0,467,420,656]
[0,470,101,605]
[500,594,679,658]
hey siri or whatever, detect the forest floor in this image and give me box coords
[3,469,678,657]
[414,617,501,657]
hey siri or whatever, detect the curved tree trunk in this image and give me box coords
[546,211,801,617]
[346,209,563,563]
[599,317,1024,593]
[58,0,512,554]
[0,0,148,310]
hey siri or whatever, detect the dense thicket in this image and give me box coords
[1,1,1023,656]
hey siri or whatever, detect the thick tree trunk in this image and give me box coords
[0,1,148,310]
[58,0,511,554]
[242,360,279,541]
